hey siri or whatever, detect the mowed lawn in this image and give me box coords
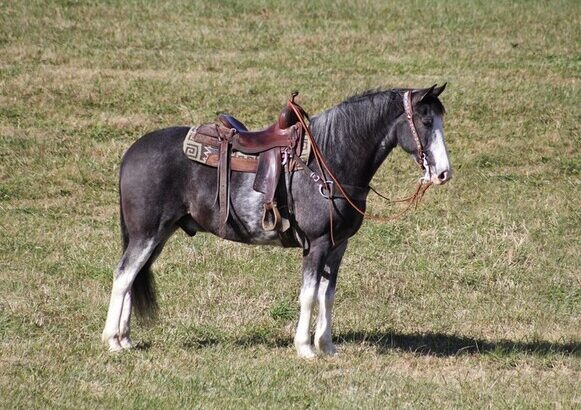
[0,0,579,408]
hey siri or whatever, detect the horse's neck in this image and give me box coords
[310,107,398,187]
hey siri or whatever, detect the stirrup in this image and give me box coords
[262,201,282,231]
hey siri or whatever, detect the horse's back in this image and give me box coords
[121,126,190,169]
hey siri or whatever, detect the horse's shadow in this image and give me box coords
[335,330,579,357]
[180,329,579,357]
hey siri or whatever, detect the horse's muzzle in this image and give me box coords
[431,170,451,185]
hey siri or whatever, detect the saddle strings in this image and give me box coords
[287,96,433,243]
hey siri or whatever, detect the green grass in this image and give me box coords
[1,0,579,408]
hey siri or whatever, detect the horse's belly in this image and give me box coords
[227,189,284,246]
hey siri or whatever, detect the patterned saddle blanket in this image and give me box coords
[183,125,311,172]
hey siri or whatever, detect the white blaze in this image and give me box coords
[428,115,452,184]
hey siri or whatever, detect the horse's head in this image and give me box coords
[396,84,452,185]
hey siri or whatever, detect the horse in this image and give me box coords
[101,84,452,358]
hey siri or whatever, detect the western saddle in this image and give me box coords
[184,95,308,236]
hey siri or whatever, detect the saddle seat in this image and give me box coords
[217,106,302,155]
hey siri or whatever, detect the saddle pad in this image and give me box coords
[183,125,311,173]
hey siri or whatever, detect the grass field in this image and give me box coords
[1,0,579,408]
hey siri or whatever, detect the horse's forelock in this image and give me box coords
[421,94,446,116]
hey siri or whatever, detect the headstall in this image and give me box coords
[403,90,431,182]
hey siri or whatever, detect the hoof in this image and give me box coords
[102,331,123,352]
[119,336,133,350]
[108,343,123,353]
[316,342,337,356]
[296,344,317,359]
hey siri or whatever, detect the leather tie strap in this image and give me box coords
[218,132,232,234]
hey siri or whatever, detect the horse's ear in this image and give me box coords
[432,83,447,97]
[411,85,436,105]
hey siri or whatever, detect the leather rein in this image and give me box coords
[287,91,433,245]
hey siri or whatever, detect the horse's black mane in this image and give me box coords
[307,89,401,175]
[342,87,446,115]
[312,88,400,149]
[343,88,392,103]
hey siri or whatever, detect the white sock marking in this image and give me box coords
[294,277,318,358]
[314,265,336,355]
[102,239,155,351]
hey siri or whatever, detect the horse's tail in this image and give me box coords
[119,182,158,323]
[120,195,129,253]
[131,252,158,323]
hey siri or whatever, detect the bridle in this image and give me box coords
[403,90,431,182]
[287,91,434,245]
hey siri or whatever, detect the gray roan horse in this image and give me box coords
[102,84,452,358]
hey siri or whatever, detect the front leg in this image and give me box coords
[294,241,329,358]
[314,240,348,356]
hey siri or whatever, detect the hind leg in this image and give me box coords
[117,240,168,349]
[118,292,133,349]
[102,239,156,352]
